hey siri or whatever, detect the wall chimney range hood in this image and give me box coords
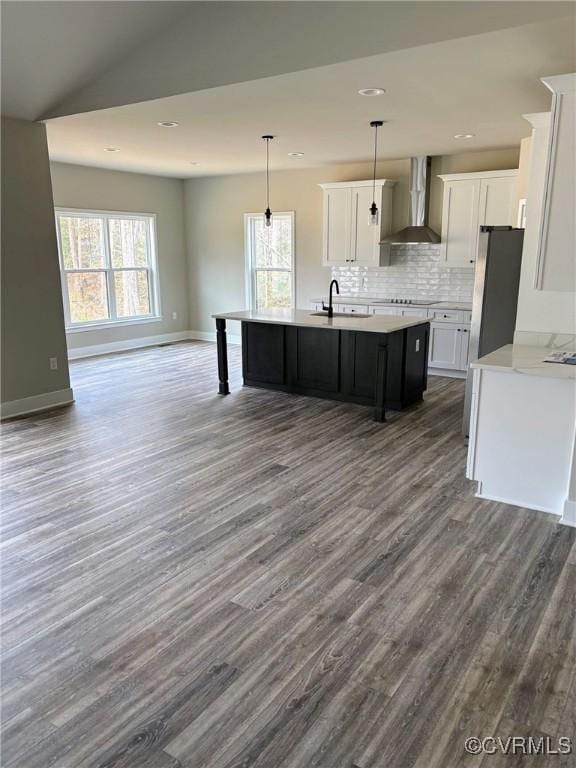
[380,156,440,244]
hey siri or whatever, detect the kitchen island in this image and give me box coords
[212,309,430,421]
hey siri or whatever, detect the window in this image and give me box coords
[55,209,159,329]
[245,212,295,310]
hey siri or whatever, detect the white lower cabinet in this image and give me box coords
[428,322,469,371]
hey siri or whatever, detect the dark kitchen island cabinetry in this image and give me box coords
[213,309,430,422]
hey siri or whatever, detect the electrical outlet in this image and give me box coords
[49,357,58,370]
[172,312,177,320]
[415,339,420,352]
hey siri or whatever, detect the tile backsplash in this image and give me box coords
[332,244,474,302]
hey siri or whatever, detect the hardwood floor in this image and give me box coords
[1,341,574,768]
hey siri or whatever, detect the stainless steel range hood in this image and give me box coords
[380,156,440,244]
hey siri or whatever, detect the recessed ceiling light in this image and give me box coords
[454,133,475,139]
[157,121,179,128]
[288,152,305,158]
[358,88,386,96]
[104,147,120,152]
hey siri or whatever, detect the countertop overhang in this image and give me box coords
[212,308,429,334]
[471,344,576,380]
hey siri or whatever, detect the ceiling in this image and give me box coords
[0,2,190,120]
[46,15,576,178]
[2,1,572,120]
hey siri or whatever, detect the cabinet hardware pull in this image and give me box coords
[457,328,461,332]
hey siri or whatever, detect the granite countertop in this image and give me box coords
[213,308,428,334]
[471,344,576,380]
[311,296,472,311]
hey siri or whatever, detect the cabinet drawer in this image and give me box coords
[339,304,369,314]
[429,309,461,322]
[400,308,429,318]
[370,306,402,316]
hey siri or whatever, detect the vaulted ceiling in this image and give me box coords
[2,1,574,178]
[2,1,573,120]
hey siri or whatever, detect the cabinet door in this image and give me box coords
[459,327,471,370]
[479,177,515,227]
[442,180,481,266]
[350,186,380,266]
[428,322,463,370]
[322,188,351,266]
[288,326,340,392]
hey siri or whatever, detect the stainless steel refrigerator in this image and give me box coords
[462,226,525,435]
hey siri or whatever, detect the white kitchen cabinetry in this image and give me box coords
[439,170,518,267]
[536,73,575,292]
[428,323,469,370]
[319,180,396,267]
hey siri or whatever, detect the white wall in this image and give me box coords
[50,162,189,351]
[514,113,576,345]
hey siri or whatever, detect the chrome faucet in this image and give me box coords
[322,279,340,318]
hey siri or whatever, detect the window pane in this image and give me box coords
[67,272,109,323]
[59,216,105,269]
[253,216,292,269]
[255,270,292,309]
[109,219,148,267]
[114,270,151,317]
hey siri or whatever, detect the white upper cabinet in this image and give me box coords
[479,176,517,228]
[322,187,351,267]
[320,180,395,267]
[536,73,575,292]
[439,170,518,267]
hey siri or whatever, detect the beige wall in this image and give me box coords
[1,118,71,406]
[50,162,189,350]
[185,148,520,334]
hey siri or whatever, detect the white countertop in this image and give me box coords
[311,296,472,311]
[471,344,576,380]
[213,308,429,334]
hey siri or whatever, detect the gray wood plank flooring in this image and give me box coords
[1,341,574,768]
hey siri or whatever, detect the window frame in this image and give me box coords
[55,207,161,332]
[244,211,296,311]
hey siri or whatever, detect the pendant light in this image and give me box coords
[369,120,383,226]
[262,135,274,227]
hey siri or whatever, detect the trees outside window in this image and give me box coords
[55,210,159,327]
[245,212,295,310]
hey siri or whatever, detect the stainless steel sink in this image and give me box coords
[310,311,372,318]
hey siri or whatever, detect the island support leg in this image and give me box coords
[375,343,388,422]
[216,318,230,395]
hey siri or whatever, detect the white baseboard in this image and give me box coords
[428,368,467,379]
[68,331,191,360]
[562,499,576,528]
[475,487,561,518]
[68,330,242,360]
[188,330,242,345]
[1,387,74,420]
